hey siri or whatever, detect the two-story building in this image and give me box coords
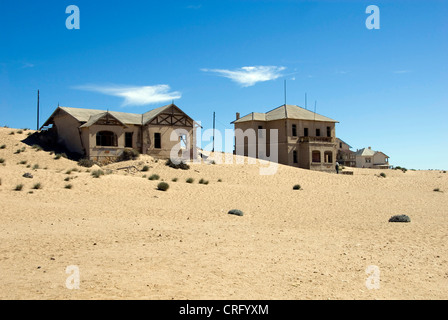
[336,138,356,167]
[231,104,339,172]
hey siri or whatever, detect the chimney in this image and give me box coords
[368,146,371,150]
[236,112,240,120]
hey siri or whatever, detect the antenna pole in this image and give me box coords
[37,90,40,131]
[284,80,287,106]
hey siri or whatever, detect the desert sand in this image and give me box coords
[0,127,447,300]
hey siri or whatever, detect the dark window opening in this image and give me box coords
[316,129,321,137]
[292,125,297,137]
[96,131,117,147]
[293,151,298,164]
[312,151,321,163]
[125,132,133,148]
[154,133,161,149]
[325,151,333,163]
[304,128,309,137]
[339,142,343,148]
[327,127,331,138]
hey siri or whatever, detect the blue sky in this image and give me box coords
[1,0,447,169]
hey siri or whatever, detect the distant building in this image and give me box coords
[355,147,390,169]
[336,138,356,167]
[232,104,338,172]
[41,104,196,163]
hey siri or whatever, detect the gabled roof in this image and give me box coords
[79,112,129,128]
[41,104,193,128]
[355,148,376,156]
[232,104,338,124]
[337,138,353,149]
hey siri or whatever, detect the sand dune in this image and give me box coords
[0,127,447,300]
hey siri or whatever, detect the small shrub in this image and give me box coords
[65,184,73,189]
[380,172,386,178]
[293,184,301,190]
[14,184,24,191]
[389,215,411,223]
[433,188,441,192]
[199,178,209,185]
[157,182,170,191]
[32,164,39,170]
[64,177,71,182]
[32,183,42,190]
[186,178,194,184]
[17,130,23,134]
[172,178,178,182]
[0,158,5,164]
[14,149,22,154]
[19,160,27,165]
[32,144,42,151]
[65,169,73,175]
[78,158,95,168]
[218,179,222,182]
[0,144,5,149]
[91,170,105,178]
[166,159,190,170]
[443,171,446,174]
[228,209,244,217]
[54,154,62,160]
[9,131,14,135]
[142,165,150,172]
[148,174,160,181]
[119,148,140,161]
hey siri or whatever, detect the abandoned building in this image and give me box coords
[231,104,339,172]
[40,104,196,162]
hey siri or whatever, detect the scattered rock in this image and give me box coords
[389,215,411,223]
[228,209,244,217]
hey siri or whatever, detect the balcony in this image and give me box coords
[299,136,335,143]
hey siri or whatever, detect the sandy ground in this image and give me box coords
[0,127,447,300]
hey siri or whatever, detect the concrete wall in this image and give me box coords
[86,124,140,161]
[143,125,194,159]
[53,114,84,154]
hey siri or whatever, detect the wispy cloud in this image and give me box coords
[187,4,202,10]
[393,70,411,74]
[21,62,34,69]
[73,84,182,107]
[201,66,286,87]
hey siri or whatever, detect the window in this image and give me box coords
[339,142,343,149]
[327,127,331,138]
[125,132,133,148]
[293,151,298,164]
[304,128,309,137]
[312,151,321,163]
[292,124,297,137]
[96,131,117,147]
[324,151,333,163]
[366,158,372,163]
[316,129,321,137]
[154,133,161,149]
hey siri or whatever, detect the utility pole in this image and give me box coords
[37,90,40,131]
[212,112,216,152]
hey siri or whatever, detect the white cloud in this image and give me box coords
[73,84,182,107]
[202,66,286,87]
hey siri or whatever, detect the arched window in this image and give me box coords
[324,151,333,163]
[312,151,321,163]
[96,131,117,147]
